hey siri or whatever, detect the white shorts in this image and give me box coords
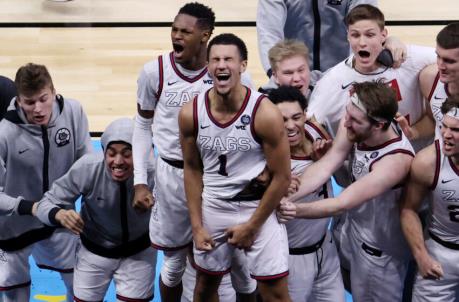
[194,199,289,280]
[349,234,408,302]
[288,231,345,302]
[73,243,157,301]
[412,237,459,302]
[0,228,76,290]
[331,213,352,271]
[150,157,192,250]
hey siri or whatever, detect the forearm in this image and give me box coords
[133,114,154,185]
[296,197,344,219]
[184,169,204,232]
[411,113,435,140]
[289,165,335,203]
[401,207,428,261]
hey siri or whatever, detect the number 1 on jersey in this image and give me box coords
[218,154,228,176]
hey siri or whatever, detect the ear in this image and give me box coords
[381,28,388,44]
[240,60,248,73]
[201,30,211,43]
[272,70,280,85]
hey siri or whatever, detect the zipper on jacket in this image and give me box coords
[119,182,129,243]
[41,126,50,193]
[312,0,321,71]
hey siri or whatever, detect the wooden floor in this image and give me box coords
[0,0,457,131]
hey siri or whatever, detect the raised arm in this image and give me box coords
[227,98,291,248]
[400,143,443,279]
[179,100,213,251]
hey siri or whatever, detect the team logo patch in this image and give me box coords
[55,128,71,147]
[240,114,251,125]
[370,151,379,159]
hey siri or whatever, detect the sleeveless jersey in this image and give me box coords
[428,72,449,139]
[194,87,266,200]
[429,139,459,244]
[348,123,415,260]
[143,52,213,161]
[286,121,333,248]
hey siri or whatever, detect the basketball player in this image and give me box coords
[0,63,92,302]
[279,81,415,301]
[133,3,255,301]
[415,23,459,140]
[308,4,435,148]
[29,118,157,302]
[400,95,459,301]
[269,86,345,302]
[179,33,292,301]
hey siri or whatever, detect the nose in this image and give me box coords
[285,119,295,130]
[437,57,446,70]
[292,71,301,82]
[358,36,367,47]
[113,154,124,165]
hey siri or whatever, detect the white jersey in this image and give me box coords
[286,121,333,248]
[429,139,459,244]
[137,52,213,161]
[194,87,266,200]
[308,45,436,140]
[348,123,415,260]
[428,72,449,139]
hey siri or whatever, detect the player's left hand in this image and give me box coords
[277,200,297,223]
[396,112,417,140]
[311,138,332,161]
[287,174,301,196]
[226,223,258,250]
[384,36,407,68]
[133,184,154,213]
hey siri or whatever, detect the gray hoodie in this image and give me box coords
[0,95,92,250]
[35,118,155,258]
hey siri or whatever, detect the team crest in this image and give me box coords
[55,128,71,147]
[240,114,251,125]
[370,151,379,159]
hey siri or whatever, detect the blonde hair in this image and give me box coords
[268,39,309,72]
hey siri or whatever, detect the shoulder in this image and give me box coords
[419,63,439,98]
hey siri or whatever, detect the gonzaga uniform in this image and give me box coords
[192,87,289,279]
[427,72,450,139]
[0,96,91,291]
[412,140,459,302]
[287,121,345,302]
[346,123,414,301]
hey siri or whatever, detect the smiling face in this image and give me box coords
[436,45,459,85]
[105,143,134,182]
[208,44,247,96]
[344,102,374,143]
[441,114,459,157]
[273,55,310,95]
[348,19,387,73]
[276,101,307,149]
[171,13,209,67]
[17,85,55,125]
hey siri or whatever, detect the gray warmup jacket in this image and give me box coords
[35,118,155,258]
[257,0,377,76]
[0,95,92,250]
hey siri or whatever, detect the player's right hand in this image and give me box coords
[193,227,215,251]
[277,200,297,223]
[55,209,84,235]
[133,184,154,213]
[395,112,417,140]
[287,174,301,196]
[417,253,444,280]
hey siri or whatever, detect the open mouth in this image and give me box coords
[173,43,184,53]
[293,84,304,91]
[216,73,230,81]
[358,50,371,58]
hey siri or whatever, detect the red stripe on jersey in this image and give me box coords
[151,241,191,251]
[387,79,402,102]
[192,95,199,137]
[169,52,208,83]
[116,294,153,302]
[156,55,164,100]
[205,86,251,128]
[251,270,289,281]
[428,72,441,102]
[368,149,414,172]
[430,139,441,190]
[250,94,265,145]
[194,263,231,276]
[448,156,459,177]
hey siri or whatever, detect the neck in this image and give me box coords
[210,84,246,116]
[290,136,312,158]
[353,58,381,74]
[448,82,459,95]
[179,49,207,71]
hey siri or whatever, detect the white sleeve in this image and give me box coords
[133,114,154,185]
[0,193,22,216]
[256,0,287,74]
[137,60,160,111]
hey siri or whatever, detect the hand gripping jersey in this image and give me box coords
[286,121,333,248]
[427,73,450,139]
[138,52,213,161]
[429,139,459,245]
[308,45,436,140]
[0,96,91,250]
[194,87,267,201]
[348,123,415,261]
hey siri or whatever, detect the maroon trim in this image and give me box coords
[448,156,459,177]
[194,262,231,276]
[427,72,440,101]
[116,294,153,302]
[156,55,164,100]
[169,52,208,83]
[36,263,74,273]
[74,296,102,302]
[358,133,402,151]
[291,155,311,160]
[251,270,289,281]
[445,83,451,97]
[151,241,191,251]
[305,120,327,139]
[368,149,415,172]
[430,139,441,190]
[192,95,199,137]
[0,281,31,291]
[250,94,265,145]
[205,87,251,128]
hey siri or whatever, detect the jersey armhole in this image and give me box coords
[368,149,415,172]
[429,139,441,190]
[192,95,199,137]
[155,55,164,100]
[427,72,440,102]
[250,95,265,145]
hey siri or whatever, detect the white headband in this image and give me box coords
[350,93,387,123]
[446,107,459,120]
